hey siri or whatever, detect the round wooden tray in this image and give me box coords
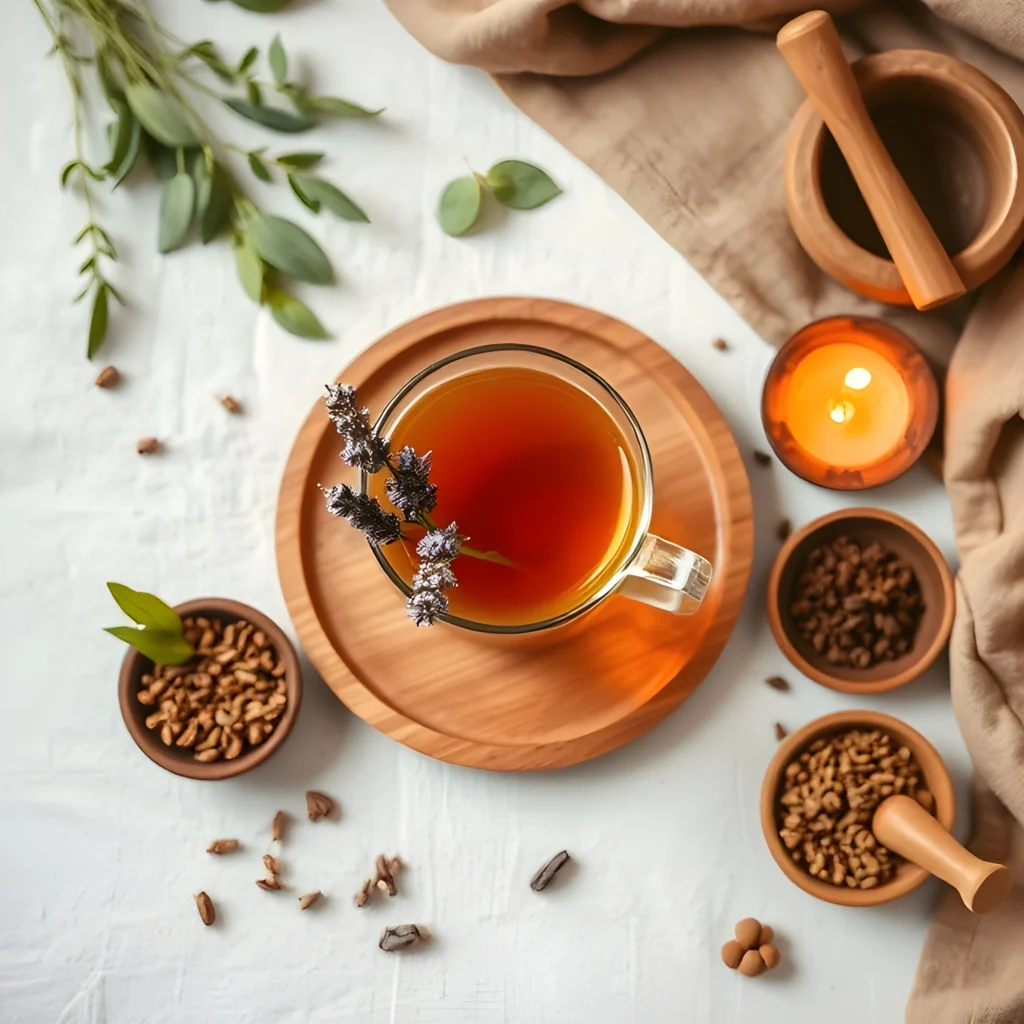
[276,298,753,770]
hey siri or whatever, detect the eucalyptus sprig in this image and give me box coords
[438,159,562,237]
[34,2,382,356]
[104,582,195,664]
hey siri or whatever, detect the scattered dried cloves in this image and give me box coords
[94,364,120,388]
[712,337,729,351]
[374,854,398,896]
[776,518,792,541]
[530,850,571,892]
[765,675,790,692]
[354,878,373,908]
[753,450,772,466]
[137,436,159,455]
[206,839,239,855]
[195,891,215,926]
[306,791,334,822]
[271,811,287,842]
[220,395,242,414]
[379,924,426,952]
[774,722,787,741]
[298,891,322,911]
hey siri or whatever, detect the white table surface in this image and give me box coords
[1,3,964,1022]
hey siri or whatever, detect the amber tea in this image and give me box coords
[374,366,642,626]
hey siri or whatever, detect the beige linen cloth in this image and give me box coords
[385,0,1024,1018]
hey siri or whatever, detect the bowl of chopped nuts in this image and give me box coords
[767,507,954,692]
[118,598,302,780]
[760,710,955,906]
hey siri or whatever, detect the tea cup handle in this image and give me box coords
[617,535,713,614]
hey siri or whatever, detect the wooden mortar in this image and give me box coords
[784,48,1024,306]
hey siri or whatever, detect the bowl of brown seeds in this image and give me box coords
[767,507,954,692]
[760,709,955,907]
[118,598,302,780]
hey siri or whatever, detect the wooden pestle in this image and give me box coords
[873,795,1012,914]
[777,10,966,311]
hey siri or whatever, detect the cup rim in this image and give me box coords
[360,342,655,634]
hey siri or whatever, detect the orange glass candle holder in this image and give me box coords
[761,317,938,490]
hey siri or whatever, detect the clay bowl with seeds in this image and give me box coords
[118,598,302,780]
[767,507,954,693]
[760,709,955,907]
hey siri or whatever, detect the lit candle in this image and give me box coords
[761,317,938,490]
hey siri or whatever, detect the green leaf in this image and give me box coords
[287,174,321,214]
[246,79,262,107]
[292,174,368,222]
[248,151,272,182]
[104,626,195,665]
[195,160,231,243]
[104,102,134,174]
[485,160,561,210]
[96,49,122,103]
[61,160,105,187]
[237,46,259,75]
[279,83,315,115]
[227,0,294,11]
[125,83,198,148]
[74,283,91,303]
[158,172,195,253]
[142,133,178,181]
[310,95,383,118]
[87,284,108,359]
[106,582,182,632]
[249,213,333,285]
[276,151,324,169]
[266,288,330,339]
[111,116,143,187]
[224,98,316,133]
[269,34,287,85]
[188,42,235,83]
[78,255,96,275]
[437,176,482,236]
[233,235,265,303]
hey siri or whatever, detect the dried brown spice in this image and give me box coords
[530,850,571,891]
[722,917,780,976]
[272,810,287,843]
[94,365,120,388]
[195,891,215,926]
[379,924,426,952]
[206,839,239,855]
[712,337,729,351]
[765,675,790,692]
[305,791,334,822]
[790,536,925,669]
[135,615,288,763]
[753,450,772,466]
[256,876,283,892]
[776,727,931,889]
[776,518,792,542]
[137,436,159,454]
[774,722,787,742]
[220,395,242,414]
[298,891,322,910]
[374,854,398,896]
[354,878,373,908]
[263,854,281,876]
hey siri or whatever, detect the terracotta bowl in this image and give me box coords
[767,508,954,693]
[761,710,955,906]
[118,598,302,780]
[785,49,1024,305]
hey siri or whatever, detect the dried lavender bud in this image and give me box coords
[530,850,571,891]
[407,588,449,627]
[416,523,463,562]
[323,485,402,546]
[412,559,458,592]
[385,446,438,522]
[323,383,390,472]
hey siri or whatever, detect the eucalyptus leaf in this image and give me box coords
[269,34,287,86]
[266,287,330,339]
[111,116,143,187]
[292,175,368,222]
[158,172,196,253]
[227,0,294,10]
[287,174,321,214]
[276,151,324,169]
[278,83,315,115]
[142,133,178,181]
[187,41,235,83]
[237,46,258,75]
[486,159,562,210]
[104,625,195,665]
[87,284,108,359]
[96,49,122,103]
[125,82,198,148]
[61,160,105,187]
[224,98,316,133]
[104,102,134,174]
[248,151,272,182]
[310,95,383,119]
[195,160,231,243]
[437,176,481,236]
[233,235,265,302]
[246,79,262,107]
[106,582,183,632]
[249,213,333,285]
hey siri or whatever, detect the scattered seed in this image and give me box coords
[765,675,790,692]
[220,395,242,414]
[94,365,120,388]
[374,854,398,896]
[195,891,215,926]
[306,791,334,822]
[137,436,160,455]
[263,854,281,876]
[194,748,221,763]
[712,337,729,351]
[256,876,283,891]
[298,891,321,910]
[776,518,792,541]
[206,839,239,855]
[530,850,571,892]
[272,810,287,842]
[774,722,787,741]
[379,924,426,952]
[753,450,772,466]
[354,878,373,908]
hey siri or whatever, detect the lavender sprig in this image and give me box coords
[325,383,390,473]
[407,526,463,627]
[386,446,437,522]
[322,484,402,546]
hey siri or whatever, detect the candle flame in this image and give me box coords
[829,399,855,424]
[844,367,872,390]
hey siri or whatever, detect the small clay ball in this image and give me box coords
[720,939,744,970]
[734,917,763,951]
[738,949,767,977]
[759,943,781,970]
[758,924,774,946]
